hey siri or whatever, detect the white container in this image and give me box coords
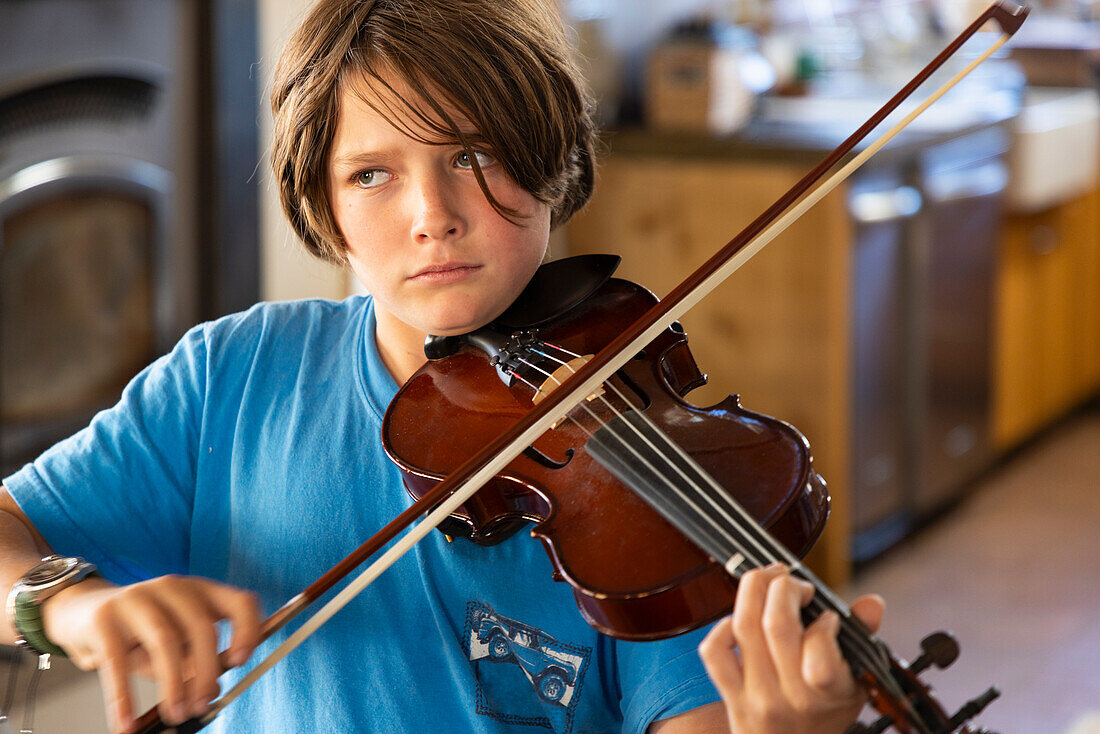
[1007,86,1100,213]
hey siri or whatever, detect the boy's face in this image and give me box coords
[327,72,551,350]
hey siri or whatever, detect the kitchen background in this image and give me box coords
[0,0,1097,731]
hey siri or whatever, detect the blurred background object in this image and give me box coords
[0,0,259,480]
[646,19,776,134]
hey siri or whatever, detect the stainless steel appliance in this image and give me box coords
[850,163,922,559]
[851,126,1009,560]
[915,127,1009,513]
[0,0,259,478]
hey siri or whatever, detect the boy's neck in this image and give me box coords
[374,310,430,386]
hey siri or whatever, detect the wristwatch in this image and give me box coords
[7,554,97,657]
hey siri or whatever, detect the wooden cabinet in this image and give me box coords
[567,155,854,587]
[993,186,1100,449]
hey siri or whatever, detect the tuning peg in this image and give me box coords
[950,686,1000,728]
[909,631,960,674]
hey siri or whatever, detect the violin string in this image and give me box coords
[534,342,854,598]
[549,361,911,718]
[514,354,910,699]
[552,347,902,694]
[593,384,891,668]
[515,348,907,718]
[519,349,895,689]
[506,363,743,562]
[534,357,908,710]
[531,344,824,584]
[525,344,897,688]
[517,352,777,567]
[512,354,781,569]
[512,366,898,703]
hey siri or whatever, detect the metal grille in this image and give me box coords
[0,76,158,141]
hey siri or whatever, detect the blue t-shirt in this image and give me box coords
[4,297,720,733]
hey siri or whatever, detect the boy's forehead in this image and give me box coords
[341,68,480,142]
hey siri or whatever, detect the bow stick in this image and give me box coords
[133,3,1028,731]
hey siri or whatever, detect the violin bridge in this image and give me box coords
[532,355,603,428]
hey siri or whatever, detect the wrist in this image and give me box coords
[42,573,113,620]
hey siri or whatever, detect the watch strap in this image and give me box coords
[14,591,68,657]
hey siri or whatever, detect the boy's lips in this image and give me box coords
[408,262,482,283]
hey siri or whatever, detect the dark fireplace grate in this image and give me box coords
[0,0,258,477]
[0,76,159,140]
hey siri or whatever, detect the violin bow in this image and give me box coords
[133,2,1028,731]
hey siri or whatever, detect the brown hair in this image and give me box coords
[270,0,597,265]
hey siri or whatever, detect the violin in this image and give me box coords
[132,3,1029,732]
[384,253,829,640]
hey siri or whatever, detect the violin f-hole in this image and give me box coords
[522,446,575,470]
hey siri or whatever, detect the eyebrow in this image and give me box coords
[330,149,401,170]
[330,135,494,171]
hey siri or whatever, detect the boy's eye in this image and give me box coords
[456,150,494,169]
[354,169,392,188]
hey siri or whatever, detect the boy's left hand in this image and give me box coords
[698,563,885,734]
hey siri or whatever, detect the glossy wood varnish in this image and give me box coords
[382,278,829,641]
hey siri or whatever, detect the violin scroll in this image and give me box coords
[846,630,1000,734]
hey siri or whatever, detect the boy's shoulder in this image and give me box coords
[183,296,373,372]
[201,295,371,341]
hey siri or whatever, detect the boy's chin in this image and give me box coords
[415,315,487,338]
[419,303,512,337]
[424,318,491,337]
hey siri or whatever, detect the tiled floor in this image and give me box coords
[848,406,1100,734]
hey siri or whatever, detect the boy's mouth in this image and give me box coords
[409,263,481,283]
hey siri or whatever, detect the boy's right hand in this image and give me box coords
[41,574,261,734]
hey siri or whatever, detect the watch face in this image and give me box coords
[25,557,78,585]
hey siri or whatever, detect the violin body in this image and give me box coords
[382,272,830,641]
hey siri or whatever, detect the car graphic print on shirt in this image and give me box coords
[465,602,591,732]
[476,613,579,704]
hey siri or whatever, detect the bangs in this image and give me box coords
[340,62,462,148]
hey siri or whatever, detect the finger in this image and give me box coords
[202,582,262,668]
[96,620,135,734]
[124,596,188,725]
[699,615,743,696]
[729,564,787,691]
[157,586,222,717]
[124,645,154,680]
[761,572,816,695]
[850,594,885,634]
[801,610,860,698]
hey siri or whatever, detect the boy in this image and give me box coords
[0,1,883,732]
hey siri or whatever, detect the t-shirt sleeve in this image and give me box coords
[617,623,722,733]
[3,325,208,584]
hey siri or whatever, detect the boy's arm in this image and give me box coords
[648,701,729,732]
[0,483,58,641]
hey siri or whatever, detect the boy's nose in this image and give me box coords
[410,179,466,244]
